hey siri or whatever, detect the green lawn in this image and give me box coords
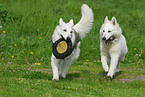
[0,0,145,96]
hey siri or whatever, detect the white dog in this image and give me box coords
[51,4,94,81]
[100,16,128,78]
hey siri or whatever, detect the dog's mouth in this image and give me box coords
[105,36,115,45]
[61,35,71,40]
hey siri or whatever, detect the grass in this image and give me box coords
[0,0,145,96]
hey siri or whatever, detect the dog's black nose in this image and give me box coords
[67,37,71,40]
[102,37,106,40]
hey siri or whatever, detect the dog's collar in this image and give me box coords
[73,30,80,48]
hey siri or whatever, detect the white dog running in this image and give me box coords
[51,4,94,81]
[100,16,128,78]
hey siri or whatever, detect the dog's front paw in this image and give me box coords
[106,75,113,80]
[102,65,109,72]
[101,76,113,81]
[61,74,66,78]
[52,78,59,81]
[107,73,114,79]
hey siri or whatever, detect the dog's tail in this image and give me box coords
[73,4,94,39]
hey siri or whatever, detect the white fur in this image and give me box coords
[51,4,94,81]
[73,4,94,39]
[100,16,128,78]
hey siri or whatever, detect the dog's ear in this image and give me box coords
[111,16,118,26]
[59,18,65,25]
[69,19,74,26]
[104,16,108,23]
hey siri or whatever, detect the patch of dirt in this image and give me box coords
[27,68,52,73]
[115,75,145,82]
[99,71,145,82]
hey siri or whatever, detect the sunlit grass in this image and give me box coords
[0,0,145,96]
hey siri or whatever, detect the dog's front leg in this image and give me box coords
[107,54,119,78]
[51,57,59,81]
[101,55,109,72]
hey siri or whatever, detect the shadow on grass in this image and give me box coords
[60,73,80,81]
[61,70,93,81]
[99,71,123,81]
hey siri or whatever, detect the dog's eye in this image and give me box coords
[63,29,66,32]
[70,31,72,33]
[108,30,111,33]
[103,30,105,32]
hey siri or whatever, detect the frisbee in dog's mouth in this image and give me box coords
[52,37,73,59]
[105,36,115,45]
[52,30,80,59]
[56,41,68,54]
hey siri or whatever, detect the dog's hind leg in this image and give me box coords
[59,64,62,75]
[101,55,109,72]
[115,61,120,73]
[115,56,125,73]
[61,64,70,78]
[59,61,65,75]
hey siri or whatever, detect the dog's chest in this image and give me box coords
[101,41,120,53]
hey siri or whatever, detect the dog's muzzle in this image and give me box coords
[102,37,106,40]
[103,36,115,45]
